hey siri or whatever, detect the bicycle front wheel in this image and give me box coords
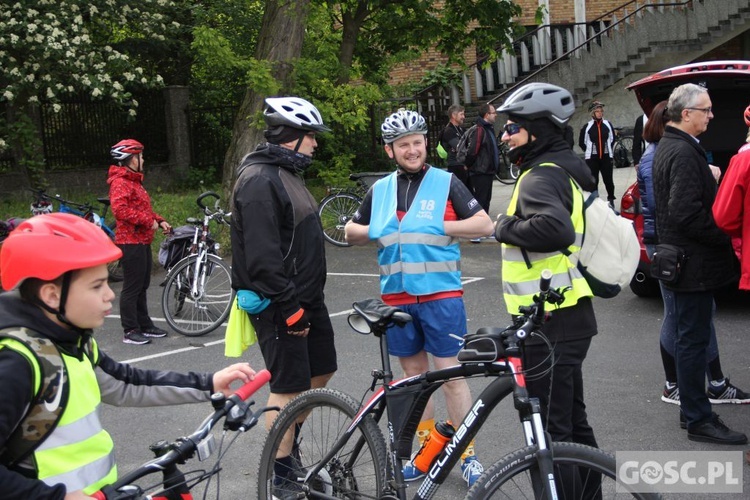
[161,254,233,336]
[496,149,519,185]
[258,388,387,499]
[467,442,661,500]
[318,193,361,247]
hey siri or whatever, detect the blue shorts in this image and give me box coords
[386,297,467,358]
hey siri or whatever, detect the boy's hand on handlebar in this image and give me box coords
[213,362,258,397]
[159,220,172,234]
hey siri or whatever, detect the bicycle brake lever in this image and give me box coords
[225,400,253,431]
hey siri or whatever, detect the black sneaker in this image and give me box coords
[661,383,680,405]
[687,413,748,445]
[707,378,750,404]
[141,325,168,338]
[123,329,151,345]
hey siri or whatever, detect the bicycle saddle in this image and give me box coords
[349,298,412,335]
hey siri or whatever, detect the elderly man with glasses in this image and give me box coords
[652,83,746,445]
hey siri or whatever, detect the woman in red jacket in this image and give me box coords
[107,139,172,344]
[713,105,750,292]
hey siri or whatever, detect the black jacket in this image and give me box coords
[439,123,465,167]
[496,123,598,344]
[0,292,215,500]
[231,144,327,321]
[652,126,737,291]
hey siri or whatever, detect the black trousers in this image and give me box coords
[469,173,494,215]
[523,337,599,448]
[119,244,155,332]
[585,156,615,201]
[447,164,471,190]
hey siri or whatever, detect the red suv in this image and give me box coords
[621,60,750,297]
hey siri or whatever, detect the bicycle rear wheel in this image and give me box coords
[318,193,361,247]
[105,225,123,282]
[614,137,634,168]
[161,254,233,336]
[467,442,660,499]
[258,388,387,499]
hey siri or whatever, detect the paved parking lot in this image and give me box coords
[98,165,750,499]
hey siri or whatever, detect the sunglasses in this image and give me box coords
[503,123,523,136]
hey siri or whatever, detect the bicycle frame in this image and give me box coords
[303,314,555,500]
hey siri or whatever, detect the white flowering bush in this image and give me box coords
[0,0,180,177]
[0,0,178,109]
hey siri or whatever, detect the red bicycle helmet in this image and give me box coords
[110,139,144,162]
[744,105,750,127]
[0,213,123,290]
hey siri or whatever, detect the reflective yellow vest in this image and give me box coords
[0,334,117,494]
[501,163,593,314]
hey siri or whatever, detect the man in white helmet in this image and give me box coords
[230,97,337,498]
[345,108,494,488]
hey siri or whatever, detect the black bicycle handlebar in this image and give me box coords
[92,369,272,500]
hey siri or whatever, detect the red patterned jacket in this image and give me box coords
[107,165,164,245]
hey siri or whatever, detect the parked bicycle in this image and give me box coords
[160,191,234,337]
[494,141,519,185]
[29,189,123,281]
[92,369,273,500]
[318,172,390,247]
[258,271,659,499]
[613,127,634,169]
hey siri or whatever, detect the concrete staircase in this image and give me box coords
[420,0,750,128]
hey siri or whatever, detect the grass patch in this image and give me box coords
[1,178,333,265]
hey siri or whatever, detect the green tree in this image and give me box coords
[319,0,523,85]
[0,0,179,185]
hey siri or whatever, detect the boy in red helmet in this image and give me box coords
[0,213,258,499]
[107,139,172,345]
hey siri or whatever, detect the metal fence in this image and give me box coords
[1,91,169,174]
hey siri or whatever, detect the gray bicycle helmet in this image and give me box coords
[381,109,428,144]
[496,83,575,129]
[263,97,331,132]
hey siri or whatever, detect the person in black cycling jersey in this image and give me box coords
[0,213,258,500]
[345,108,494,488]
[230,96,337,499]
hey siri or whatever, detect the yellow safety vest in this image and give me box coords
[501,163,593,314]
[1,336,117,494]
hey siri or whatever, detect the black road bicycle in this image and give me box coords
[92,370,273,499]
[258,271,660,499]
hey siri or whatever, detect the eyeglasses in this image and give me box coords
[503,123,523,136]
[685,107,712,114]
[305,132,317,139]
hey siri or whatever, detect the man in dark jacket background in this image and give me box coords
[230,96,338,497]
[652,83,746,445]
[439,104,469,188]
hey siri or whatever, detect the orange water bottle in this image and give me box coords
[412,421,455,473]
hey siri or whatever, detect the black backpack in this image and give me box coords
[455,125,481,166]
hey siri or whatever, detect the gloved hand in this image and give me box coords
[286,308,310,336]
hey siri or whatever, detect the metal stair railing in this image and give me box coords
[413,0,703,107]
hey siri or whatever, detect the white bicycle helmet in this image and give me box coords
[264,97,331,132]
[381,109,428,144]
[496,83,575,129]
